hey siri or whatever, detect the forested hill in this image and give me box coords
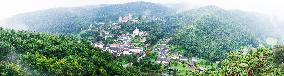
[1,27,283,75]
[4,2,282,62]
[168,6,275,61]
[4,1,282,61]
[5,2,170,34]
[4,2,280,40]
[1,1,284,75]
[0,28,140,75]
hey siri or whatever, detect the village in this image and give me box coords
[93,28,146,57]
[91,13,148,57]
[90,13,205,74]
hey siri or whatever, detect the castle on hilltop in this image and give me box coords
[118,13,138,23]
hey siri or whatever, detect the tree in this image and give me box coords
[221,48,282,76]
[170,15,258,61]
[272,45,284,64]
[0,42,12,60]
[0,61,26,76]
[0,28,140,75]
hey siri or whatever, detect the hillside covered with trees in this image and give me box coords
[0,28,143,75]
[1,1,284,76]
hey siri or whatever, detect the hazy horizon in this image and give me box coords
[1,0,284,21]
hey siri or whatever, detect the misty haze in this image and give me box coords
[0,0,284,76]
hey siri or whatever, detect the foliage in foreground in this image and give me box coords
[0,61,26,76]
[0,28,141,75]
[220,48,283,76]
[1,28,284,76]
[160,47,284,76]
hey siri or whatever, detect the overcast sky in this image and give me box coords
[0,0,284,20]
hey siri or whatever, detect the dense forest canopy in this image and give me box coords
[170,14,259,61]
[0,28,138,75]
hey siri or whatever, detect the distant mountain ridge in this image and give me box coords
[5,2,171,34]
[3,1,281,41]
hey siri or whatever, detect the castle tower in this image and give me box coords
[128,13,132,20]
[118,16,123,22]
[132,28,140,36]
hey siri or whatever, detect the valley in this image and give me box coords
[1,1,284,76]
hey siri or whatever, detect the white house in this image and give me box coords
[110,44,120,47]
[123,50,132,55]
[171,54,180,60]
[180,57,188,61]
[191,57,198,62]
[156,58,169,65]
[129,47,143,53]
[132,28,140,36]
[93,43,104,49]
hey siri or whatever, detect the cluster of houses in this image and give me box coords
[155,43,192,65]
[89,13,207,74]
[154,43,205,73]
[118,13,163,23]
[103,43,144,57]
[155,44,170,65]
[93,28,147,57]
